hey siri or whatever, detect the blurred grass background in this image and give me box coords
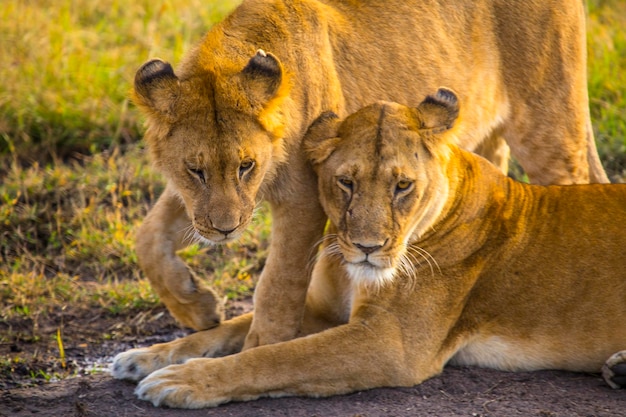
[586,0,626,176]
[0,0,259,326]
[0,0,624,325]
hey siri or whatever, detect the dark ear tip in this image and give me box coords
[307,111,339,133]
[423,87,458,108]
[135,59,176,86]
[416,87,460,131]
[243,50,281,78]
[316,111,340,123]
[435,88,458,105]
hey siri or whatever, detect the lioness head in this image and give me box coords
[132,50,291,243]
[305,89,459,287]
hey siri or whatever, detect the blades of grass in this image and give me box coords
[56,328,66,369]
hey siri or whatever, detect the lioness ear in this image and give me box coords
[304,112,342,166]
[415,87,459,132]
[132,59,180,119]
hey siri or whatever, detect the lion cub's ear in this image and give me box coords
[304,112,342,166]
[132,59,180,119]
[242,50,284,103]
[241,50,292,138]
[415,87,460,133]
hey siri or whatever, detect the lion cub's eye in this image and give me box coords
[337,177,354,192]
[239,159,255,178]
[188,167,206,183]
[395,180,413,193]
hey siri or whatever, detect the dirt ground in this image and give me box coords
[2,364,624,417]
[1,298,624,417]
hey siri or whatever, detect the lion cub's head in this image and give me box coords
[132,50,291,243]
[305,89,459,287]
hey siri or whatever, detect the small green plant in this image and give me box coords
[30,369,57,383]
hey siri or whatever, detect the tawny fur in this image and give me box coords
[112,90,625,409]
[131,0,608,347]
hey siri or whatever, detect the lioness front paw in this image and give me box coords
[111,347,171,382]
[135,360,228,408]
[602,350,626,389]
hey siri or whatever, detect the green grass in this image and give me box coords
[0,146,269,323]
[0,0,241,159]
[0,0,625,332]
[586,0,626,179]
[0,0,262,327]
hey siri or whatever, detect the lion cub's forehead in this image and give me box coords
[171,96,270,155]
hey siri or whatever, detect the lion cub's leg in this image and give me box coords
[113,251,351,382]
[602,350,626,389]
[137,184,223,330]
[112,312,252,381]
[473,135,510,175]
[112,296,342,382]
[300,252,353,335]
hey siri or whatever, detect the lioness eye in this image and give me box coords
[239,159,255,178]
[188,168,205,183]
[396,180,413,193]
[337,177,353,191]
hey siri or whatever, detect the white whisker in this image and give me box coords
[405,245,441,276]
[306,233,341,275]
[178,223,200,247]
[397,251,420,291]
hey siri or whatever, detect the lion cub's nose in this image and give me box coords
[354,242,383,255]
[214,226,237,236]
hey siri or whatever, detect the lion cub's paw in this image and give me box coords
[602,350,626,389]
[111,347,170,382]
[135,360,227,408]
[168,287,224,331]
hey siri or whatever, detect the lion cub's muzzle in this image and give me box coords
[193,217,248,244]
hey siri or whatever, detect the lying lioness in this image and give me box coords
[112,89,626,408]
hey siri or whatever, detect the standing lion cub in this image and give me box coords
[112,89,626,408]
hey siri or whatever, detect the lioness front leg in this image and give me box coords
[136,184,223,330]
[135,315,425,408]
[112,312,252,381]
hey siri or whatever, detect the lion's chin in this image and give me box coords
[193,229,243,245]
[344,263,395,289]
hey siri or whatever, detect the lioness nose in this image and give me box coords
[354,243,383,255]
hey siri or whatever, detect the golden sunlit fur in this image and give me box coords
[112,90,625,408]
[131,0,608,348]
